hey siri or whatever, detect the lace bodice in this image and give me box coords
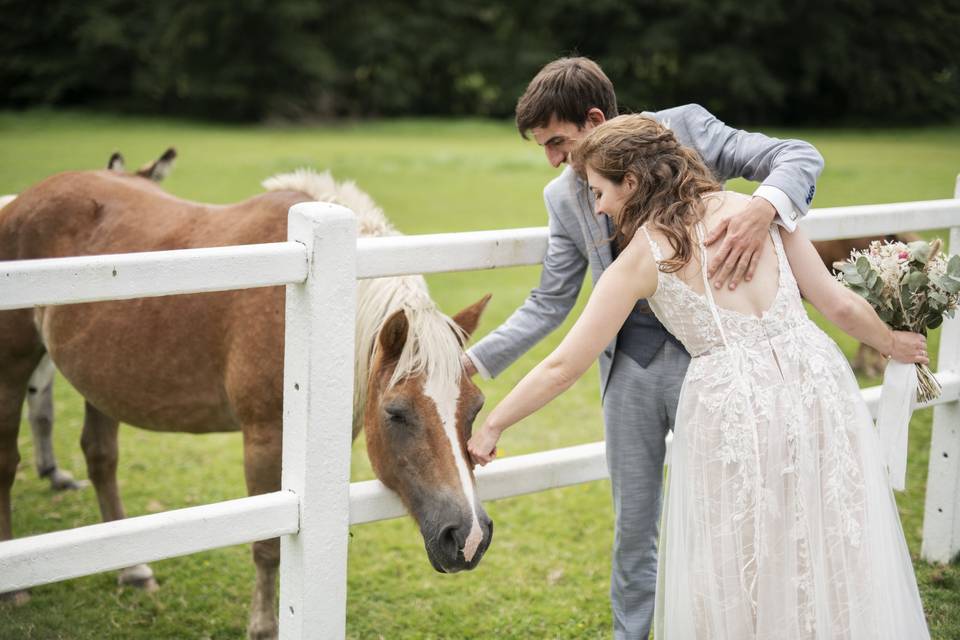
[640,223,808,358]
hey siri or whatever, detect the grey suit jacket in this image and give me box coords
[468,103,824,396]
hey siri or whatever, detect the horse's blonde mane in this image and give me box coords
[356,277,466,427]
[262,168,397,238]
[263,169,465,432]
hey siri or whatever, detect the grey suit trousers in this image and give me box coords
[604,341,689,640]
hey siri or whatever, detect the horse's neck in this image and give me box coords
[262,169,440,435]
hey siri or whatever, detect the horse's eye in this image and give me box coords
[385,408,408,426]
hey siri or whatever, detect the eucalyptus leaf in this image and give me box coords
[948,254,960,277]
[906,271,928,290]
[938,275,960,294]
[900,285,914,312]
[930,291,948,306]
[909,241,930,263]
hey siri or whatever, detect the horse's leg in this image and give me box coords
[0,369,33,604]
[26,355,82,491]
[243,422,283,640]
[853,343,886,378]
[80,401,157,591]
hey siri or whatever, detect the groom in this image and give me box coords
[463,57,824,639]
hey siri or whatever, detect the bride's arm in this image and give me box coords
[467,235,659,464]
[779,227,928,364]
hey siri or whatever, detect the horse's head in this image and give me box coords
[363,293,493,573]
[107,148,177,182]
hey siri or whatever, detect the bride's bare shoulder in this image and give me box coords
[627,224,671,262]
[701,190,751,231]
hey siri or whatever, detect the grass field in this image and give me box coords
[0,110,959,639]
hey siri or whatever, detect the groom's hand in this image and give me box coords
[704,197,777,290]
[461,353,478,378]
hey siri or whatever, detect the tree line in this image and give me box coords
[1,0,957,125]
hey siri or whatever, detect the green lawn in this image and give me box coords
[0,111,958,639]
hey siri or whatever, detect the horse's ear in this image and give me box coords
[379,309,409,361]
[451,294,492,342]
[107,152,125,172]
[137,147,177,182]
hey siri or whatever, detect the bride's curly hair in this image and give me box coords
[570,114,721,273]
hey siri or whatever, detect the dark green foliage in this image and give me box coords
[0,0,336,121]
[1,0,958,123]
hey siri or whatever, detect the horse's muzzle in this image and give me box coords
[422,510,494,573]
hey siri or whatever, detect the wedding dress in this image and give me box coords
[641,221,930,639]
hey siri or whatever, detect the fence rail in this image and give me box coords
[0,194,958,639]
[0,492,300,593]
[0,242,306,310]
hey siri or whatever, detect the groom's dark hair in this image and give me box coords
[515,57,618,139]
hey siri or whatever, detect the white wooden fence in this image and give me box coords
[1,190,959,638]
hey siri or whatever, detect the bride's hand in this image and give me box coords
[887,331,929,365]
[467,420,501,466]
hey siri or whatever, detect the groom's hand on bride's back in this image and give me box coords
[705,197,777,290]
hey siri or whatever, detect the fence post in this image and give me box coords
[920,177,960,564]
[279,202,357,639]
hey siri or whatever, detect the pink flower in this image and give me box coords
[898,251,909,260]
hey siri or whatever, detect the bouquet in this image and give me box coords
[835,238,960,402]
[836,238,959,491]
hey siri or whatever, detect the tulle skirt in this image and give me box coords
[654,326,929,639]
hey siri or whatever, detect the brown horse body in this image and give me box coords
[0,168,492,639]
[7,149,179,493]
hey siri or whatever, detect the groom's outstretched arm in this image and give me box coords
[465,185,588,380]
[656,103,824,288]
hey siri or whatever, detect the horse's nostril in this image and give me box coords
[439,524,461,555]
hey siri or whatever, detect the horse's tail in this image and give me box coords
[0,194,19,262]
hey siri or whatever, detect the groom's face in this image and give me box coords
[531,116,597,168]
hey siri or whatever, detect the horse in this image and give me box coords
[2,148,179,494]
[0,166,493,639]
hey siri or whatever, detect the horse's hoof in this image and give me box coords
[0,589,31,606]
[130,576,160,593]
[118,564,159,592]
[247,625,279,640]
[50,470,86,491]
[247,610,278,640]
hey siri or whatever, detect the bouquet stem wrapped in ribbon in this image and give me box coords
[836,239,960,490]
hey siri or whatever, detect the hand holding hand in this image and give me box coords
[704,197,777,290]
[887,331,929,365]
[467,420,501,466]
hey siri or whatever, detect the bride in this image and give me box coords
[467,115,930,638]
